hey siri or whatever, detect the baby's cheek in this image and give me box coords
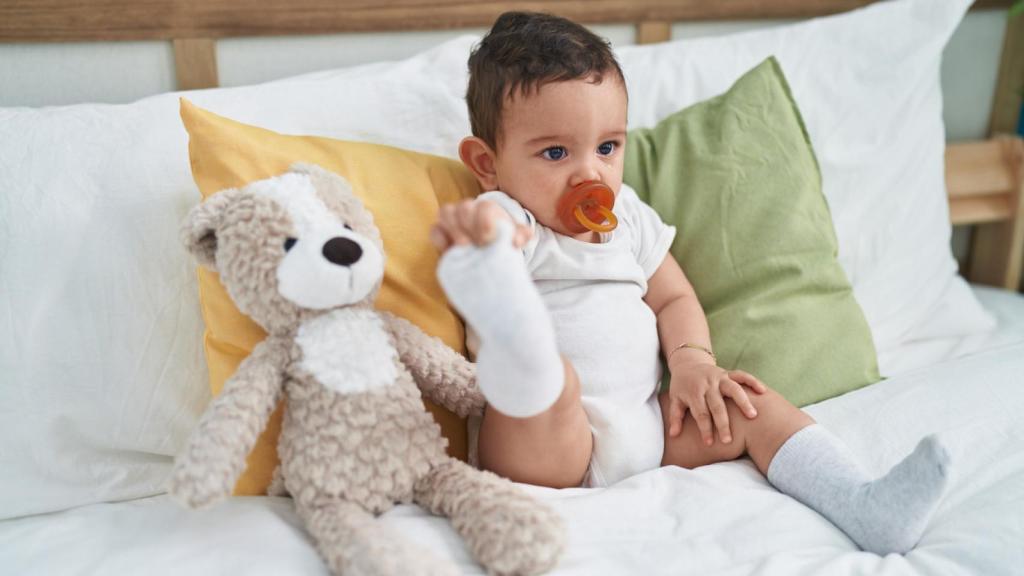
[532,206,563,232]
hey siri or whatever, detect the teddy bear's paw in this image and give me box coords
[167,463,232,509]
[459,494,566,576]
[344,536,459,576]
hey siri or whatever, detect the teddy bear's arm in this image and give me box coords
[168,336,290,508]
[381,312,485,418]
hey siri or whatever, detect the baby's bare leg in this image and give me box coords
[478,356,593,488]
[659,387,814,474]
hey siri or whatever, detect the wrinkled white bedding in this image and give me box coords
[3,286,1023,575]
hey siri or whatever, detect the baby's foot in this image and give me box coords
[850,435,951,554]
[437,221,563,417]
[768,426,951,555]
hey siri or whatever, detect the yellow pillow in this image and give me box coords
[180,99,481,495]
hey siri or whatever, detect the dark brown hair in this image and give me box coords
[466,11,626,150]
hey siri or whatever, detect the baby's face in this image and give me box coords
[494,76,627,239]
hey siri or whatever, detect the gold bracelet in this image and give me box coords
[668,342,716,364]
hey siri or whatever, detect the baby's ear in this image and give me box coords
[458,136,499,191]
[180,190,238,271]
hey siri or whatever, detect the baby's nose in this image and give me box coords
[570,161,602,186]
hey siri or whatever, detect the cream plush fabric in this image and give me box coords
[171,164,563,575]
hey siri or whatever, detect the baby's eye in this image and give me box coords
[541,146,567,161]
[598,141,617,156]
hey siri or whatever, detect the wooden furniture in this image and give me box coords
[1,0,1021,289]
[947,136,1024,289]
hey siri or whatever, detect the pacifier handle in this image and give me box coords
[557,181,618,235]
[573,204,618,233]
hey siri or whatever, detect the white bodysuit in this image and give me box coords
[471,184,677,487]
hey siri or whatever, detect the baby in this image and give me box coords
[431,11,950,555]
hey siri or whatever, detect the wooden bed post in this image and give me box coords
[988,12,1023,137]
[968,137,1024,290]
[986,11,1024,290]
[636,21,671,45]
[173,38,219,90]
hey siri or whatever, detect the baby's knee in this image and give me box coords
[734,385,814,436]
[744,385,790,412]
[720,385,801,438]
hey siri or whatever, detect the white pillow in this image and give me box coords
[0,35,477,520]
[615,0,996,374]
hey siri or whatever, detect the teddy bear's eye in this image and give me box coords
[343,224,353,231]
[283,237,297,252]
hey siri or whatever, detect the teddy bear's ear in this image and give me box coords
[180,190,238,271]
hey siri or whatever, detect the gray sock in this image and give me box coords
[766,424,950,555]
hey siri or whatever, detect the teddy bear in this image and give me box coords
[170,162,565,575]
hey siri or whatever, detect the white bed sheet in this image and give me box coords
[878,285,1024,378]
[3,287,1023,576]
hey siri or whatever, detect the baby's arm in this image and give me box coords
[644,255,766,446]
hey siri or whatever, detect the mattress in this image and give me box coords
[3,286,1023,576]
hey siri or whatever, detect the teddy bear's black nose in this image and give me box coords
[322,237,363,266]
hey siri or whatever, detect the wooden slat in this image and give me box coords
[636,20,670,45]
[946,138,1018,200]
[0,0,1015,42]
[172,38,218,90]
[971,214,1024,291]
[988,9,1024,135]
[953,137,1024,290]
[950,195,1013,225]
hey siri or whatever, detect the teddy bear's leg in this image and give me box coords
[414,459,565,575]
[267,465,288,496]
[295,498,459,576]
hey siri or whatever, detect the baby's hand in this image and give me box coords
[666,363,767,446]
[430,199,532,252]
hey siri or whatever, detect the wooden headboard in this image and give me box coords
[2,0,1022,289]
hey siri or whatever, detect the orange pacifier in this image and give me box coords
[556,181,618,234]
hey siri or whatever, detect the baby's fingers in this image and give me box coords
[690,398,715,446]
[512,223,533,248]
[729,370,768,394]
[721,379,759,419]
[706,387,732,444]
[437,203,472,247]
[668,398,688,437]
[429,225,451,252]
[472,200,506,245]
[457,201,489,245]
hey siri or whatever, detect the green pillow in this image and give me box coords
[624,57,880,407]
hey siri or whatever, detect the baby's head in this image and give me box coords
[460,11,628,238]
